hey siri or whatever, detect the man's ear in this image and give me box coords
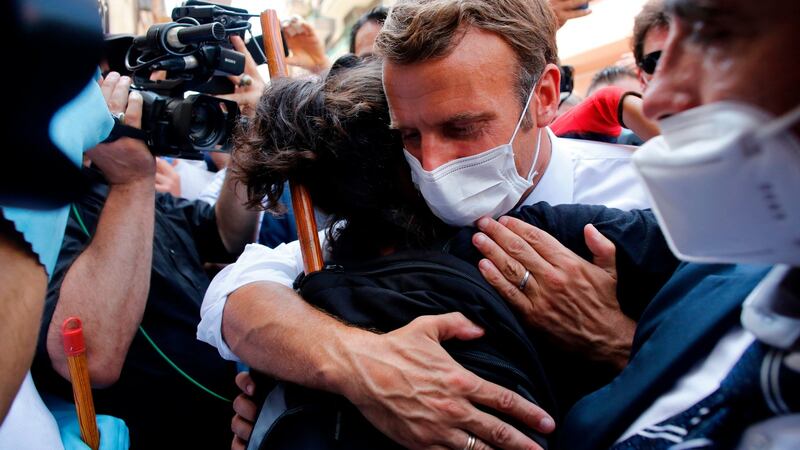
[535,63,561,127]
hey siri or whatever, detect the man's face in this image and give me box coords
[383,27,557,175]
[638,25,669,87]
[354,21,383,57]
[643,0,800,126]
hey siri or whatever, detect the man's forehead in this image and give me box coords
[666,0,775,21]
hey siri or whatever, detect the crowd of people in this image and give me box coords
[0,0,797,449]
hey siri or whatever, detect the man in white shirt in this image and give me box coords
[200,1,649,449]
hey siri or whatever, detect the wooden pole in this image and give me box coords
[260,10,324,274]
[62,317,100,450]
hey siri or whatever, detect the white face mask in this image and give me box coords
[403,88,542,227]
[633,101,800,265]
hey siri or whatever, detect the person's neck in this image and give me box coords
[519,128,553,203]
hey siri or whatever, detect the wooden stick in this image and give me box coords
[260,10,324,274]
[62,317,100,450]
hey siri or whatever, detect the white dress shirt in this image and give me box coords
[198,128,650,361]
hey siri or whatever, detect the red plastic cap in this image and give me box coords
[61,317,85,356]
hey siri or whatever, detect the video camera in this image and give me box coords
[112,1,263,160]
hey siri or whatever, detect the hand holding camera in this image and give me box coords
[86,73,156,186]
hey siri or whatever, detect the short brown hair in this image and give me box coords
[376,0,558,109]
[632,0,670,66]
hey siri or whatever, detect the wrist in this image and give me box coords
[108,175,156,193]
[603,314,635,370]
[315,324,373,397]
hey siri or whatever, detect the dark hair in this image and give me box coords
[632,0,670,66]
[232,57,448,260]
[349,6,389,54]
[586,65,638,95]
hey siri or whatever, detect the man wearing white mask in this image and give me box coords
[199,1,650,449]
[472,0,800,448]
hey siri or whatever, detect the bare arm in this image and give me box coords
[214,163,260,256]
[621,94,661,142]
[223,282,555,450]
[46,73,156,387]
[0,225,47,422]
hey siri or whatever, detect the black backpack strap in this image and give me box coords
[247,384,290,450]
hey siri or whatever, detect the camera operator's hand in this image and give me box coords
[220,35,267,118]
[282,16,331,75]
[86,72,155,186]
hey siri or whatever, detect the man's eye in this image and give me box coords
[446,125,481,139]
[400,131,421,145]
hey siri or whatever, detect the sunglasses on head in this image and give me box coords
[638,50,662,75]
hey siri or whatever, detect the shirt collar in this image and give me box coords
[520,128,575,208]
[741,265,800,350]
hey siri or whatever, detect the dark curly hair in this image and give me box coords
[232,56,449,261]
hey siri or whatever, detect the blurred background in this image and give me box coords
[104,0,647,95]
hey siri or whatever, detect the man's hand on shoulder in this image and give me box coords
[331,313,555,450]
[474,216,634,370]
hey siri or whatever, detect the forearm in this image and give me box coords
[215,167,259,254]
[223,282,363,393]
[47,180,155,387]
[0,229,47,422]
[622,95,661,141]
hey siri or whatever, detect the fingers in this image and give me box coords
[472,231,533,295]
[108,76,132,114]
[100,72,119,103]
[584,224,617,278]
[496,217,571,265]
[233,393,259,424]
[231,436,247,450]
[412,313,484,342]
[229,35,259,76]
[446,431,493,450]
[467,377,556,437]
[477,258,537,320]
[475,217,551,274]
[235,371,255,396]
[231,413,254,442]
[124,91,143,129]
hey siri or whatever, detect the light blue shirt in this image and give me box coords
[1,74,113,275]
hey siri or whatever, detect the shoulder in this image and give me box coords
[557,136,638,161]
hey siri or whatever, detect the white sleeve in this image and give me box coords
[197,232,326,361]
[196,168,227,206]
[173,159,217,201]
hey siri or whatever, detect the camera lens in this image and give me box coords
[188,101,221,147]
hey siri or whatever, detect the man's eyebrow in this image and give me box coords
[438,112,497,126]
[390,112,497,130]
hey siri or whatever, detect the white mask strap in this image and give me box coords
[509,85,538,144]
[526,128,543,181]
[756,103,800,140]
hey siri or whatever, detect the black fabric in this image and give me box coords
[32,168,239,449]
[249,250,557,450]
[447,202,680,412]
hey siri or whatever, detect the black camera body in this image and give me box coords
[119,1,255,160]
